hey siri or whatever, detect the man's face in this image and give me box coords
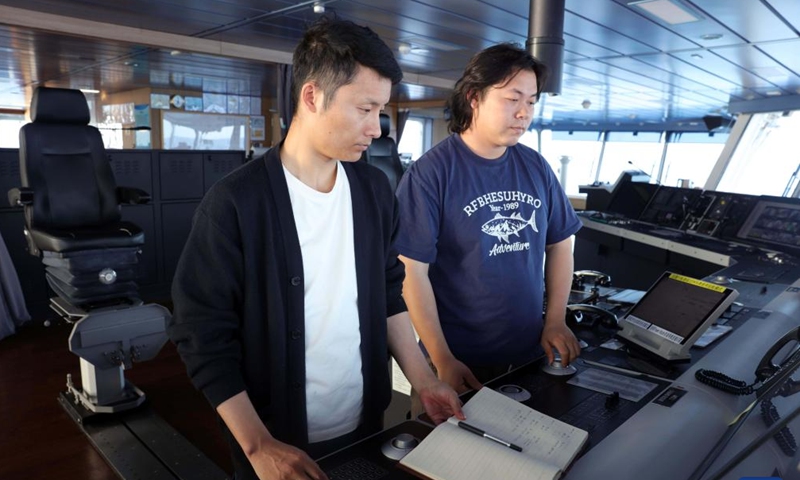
[312,66,392,162]
[470,69,538,149]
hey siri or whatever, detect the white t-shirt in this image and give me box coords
[283,161,363,443]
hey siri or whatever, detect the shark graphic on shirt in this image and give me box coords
[480,211,538,243]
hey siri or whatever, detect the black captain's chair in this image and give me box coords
[8,86,168,415]
[364,113,405,192]
[11,87,147,306]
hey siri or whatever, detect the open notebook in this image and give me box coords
[399,387,588,480]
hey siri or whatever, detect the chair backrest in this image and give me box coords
[19,87,119,231]
[366,113,404,192]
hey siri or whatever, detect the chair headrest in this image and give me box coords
[30,87,91,124]
[379,113,390,138]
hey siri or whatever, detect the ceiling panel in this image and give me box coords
[563,35,623,59]
[414,0,529,34]
[339,0,523,44]
[766,0,800,31]
[597,57,730,101]
[633,52,754,96]
[691,0,797,42]
[757,39,800,79]
[564,12,659,56]
[0,0,227,35]
[670,49,782,89]
[610,0,746,48]
[0,0,799,130]
[710,43,800,93]
[565,0,700,51]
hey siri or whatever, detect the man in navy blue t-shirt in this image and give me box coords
[396,43,583,403]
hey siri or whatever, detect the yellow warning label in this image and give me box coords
[668,273,726,293]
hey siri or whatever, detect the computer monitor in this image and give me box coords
[638,186,705,228]
[736,196,800,253]
[617,272,739,362]
[606,181,660,219]
[580,170,650,212]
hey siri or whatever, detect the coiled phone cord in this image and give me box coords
[695,369,755,395]
[696,369,797,457]
[760,398,798,457]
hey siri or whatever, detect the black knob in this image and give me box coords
[605,391,620,409]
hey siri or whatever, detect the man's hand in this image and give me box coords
[417,377,467,424]
[541,322,581,366]
[247,438,329,480]
[435,357,483,394]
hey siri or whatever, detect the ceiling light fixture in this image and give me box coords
[628,0,700,25]
[79,88,100,94]
[398,43,430,55]
[700,33,723,41]
[398,36,462,52]
[313,2,325,14]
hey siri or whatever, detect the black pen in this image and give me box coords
[457,421,523,452]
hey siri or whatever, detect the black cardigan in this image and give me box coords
[168,147,406,451]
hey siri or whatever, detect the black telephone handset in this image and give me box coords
[572,270,612,290]
[755,327,800,396]
[691,327,800,471]
[566,304,619,330]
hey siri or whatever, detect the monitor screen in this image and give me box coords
[737,197,800,251]
[638,186,703,228]
[606,182,660,219]
[617,272,738,361]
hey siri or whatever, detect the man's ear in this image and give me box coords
[467,90,478,109]
[300,82,322,114]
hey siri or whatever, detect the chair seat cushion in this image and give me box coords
[29,221,144,253]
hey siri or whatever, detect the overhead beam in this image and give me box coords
[728,94,800,114]
[402,73,455,90]
[396,100,447,109]
[0,5,293,64]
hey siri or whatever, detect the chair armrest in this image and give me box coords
[116,186,151,205]
[7,187,33,207]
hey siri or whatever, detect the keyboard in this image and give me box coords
[326,457,389,480]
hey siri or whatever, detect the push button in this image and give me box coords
[290,276,301,286]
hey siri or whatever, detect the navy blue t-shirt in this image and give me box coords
[395,134,581,367]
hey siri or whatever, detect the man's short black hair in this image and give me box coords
[446,43,548,134]
[292,17,403,110]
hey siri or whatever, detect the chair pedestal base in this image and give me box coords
[62,359,146,414]
[51,298,169,414]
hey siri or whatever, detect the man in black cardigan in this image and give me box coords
[168,17,464,480]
